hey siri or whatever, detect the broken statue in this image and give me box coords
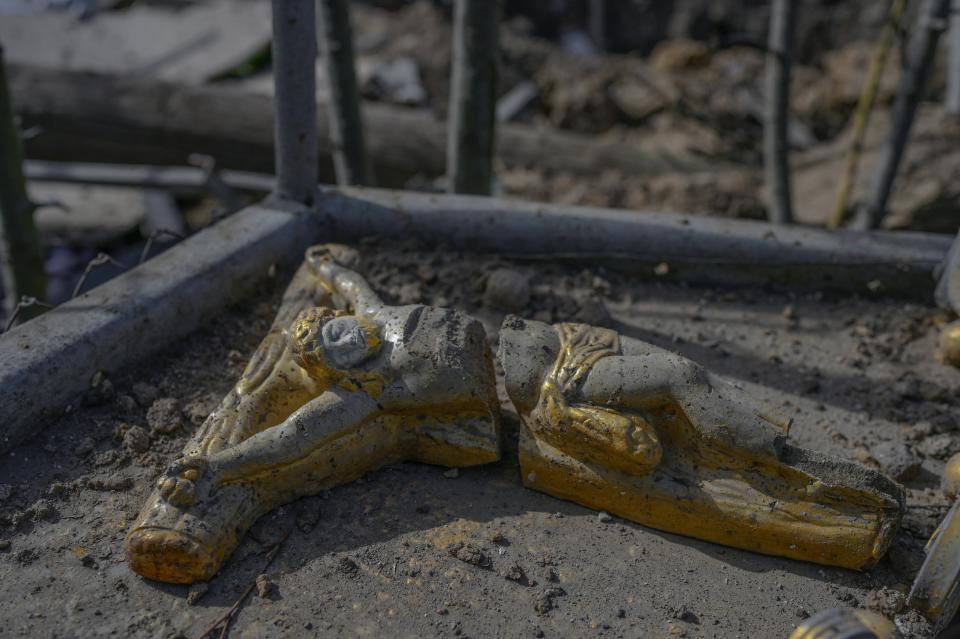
[126,245,501,583]
[498,316,904,570]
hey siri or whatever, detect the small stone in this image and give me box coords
[74,437,95,456]
[483,268,531,312]
[115,394,138,412]
[132,383,160,407]
[671,605,698,623]
[443,468,460,479]
[597,511,613,524]
[186,583,208,605]
[616,608,626,618]
[31,498,58,522]
[146,398,185,435]
[869,441,921,481]
[255,574,274,598]
[450,542,489,567]
[122,425,150,453]
[667,621,688,637]
[782,305,796,320]
[866,587,906,617]
[917,433,959,460]
[503,562,527,584]
[83,371,115,406]
[337,557,359,576]
[534,586,565,615]
[905,421,932,442]
[653,262,670,276]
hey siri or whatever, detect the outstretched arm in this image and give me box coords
[306,248,383,316]
[206,387,380,484]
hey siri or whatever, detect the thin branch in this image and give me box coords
[139,228,186,265]
[316,0,371,186]
[828,0,907,228]
[196,534,288,639]
[763,0,796,225]
[0,46,46,319]
[3,295,52,332]
[72,253,126,299]
[446,0,500,195]
[865,0,952,229]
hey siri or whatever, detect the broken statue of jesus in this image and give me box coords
[126,245,501,583]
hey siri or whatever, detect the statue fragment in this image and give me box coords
[126,245,501,583]
[498,317,905,570]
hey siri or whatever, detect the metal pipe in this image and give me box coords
[446,0,500,195]
[316,0,370,186]
[763,0,796,225]
[271,0,318,205]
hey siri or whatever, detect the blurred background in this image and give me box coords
[0,0,958,314]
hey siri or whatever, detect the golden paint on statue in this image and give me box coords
[499,317,904,570]
[126,245,501,584]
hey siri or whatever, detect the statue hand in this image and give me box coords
[157,456,210,507]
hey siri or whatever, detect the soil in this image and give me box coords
[2,242,958,638]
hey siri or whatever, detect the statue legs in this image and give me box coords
[501,318,904,570]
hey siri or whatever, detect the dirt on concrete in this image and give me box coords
[2,242,958,638]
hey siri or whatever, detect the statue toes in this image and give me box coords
[167,479,198,507]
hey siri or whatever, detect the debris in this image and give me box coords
[255,574,274,599]
[186,583,208,606]
[868,441,920,481]
[82,371,114,406]
[443,468,460,479]
[483,268,531,312]
[502,562,527,584]
[597,511,613,523]
[337,557,359,577]
[449,542,489,568]
[145,397,184,435]
[866,587,906,617]
[534,586,566,614]
[132,383,160,407]
[361,56,427,106]
[121,425,150,453]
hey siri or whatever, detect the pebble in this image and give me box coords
[146,398,185,435]
[483,268,531,312]
[502,562,527,583]
[866,587,906,617]
[597,511,612,523]
[869,441,920,481]
[255,574,274,598]
[74,437,95,456]
[121,425,151,453]
[186,583,208,606]
[132,383,160,407]
[443,468,460,479]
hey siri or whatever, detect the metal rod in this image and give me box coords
[763,0,796,225]
[947,0,960,115]
[446,0,500,195]
[318,187,950,296]
[316,0,370,186]
[0,46,46,321]
[271,0,318,205]
[865,0,951,229]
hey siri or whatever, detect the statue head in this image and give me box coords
[291,307,381,376]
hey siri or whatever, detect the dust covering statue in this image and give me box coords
[498,316,904,569]
[126,245,501,583]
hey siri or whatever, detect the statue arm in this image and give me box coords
[205,387,380,485]
[306,250,383,316]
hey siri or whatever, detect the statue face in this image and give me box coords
[321,316,372,369]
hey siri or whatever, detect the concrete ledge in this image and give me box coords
[0,201,321,452]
